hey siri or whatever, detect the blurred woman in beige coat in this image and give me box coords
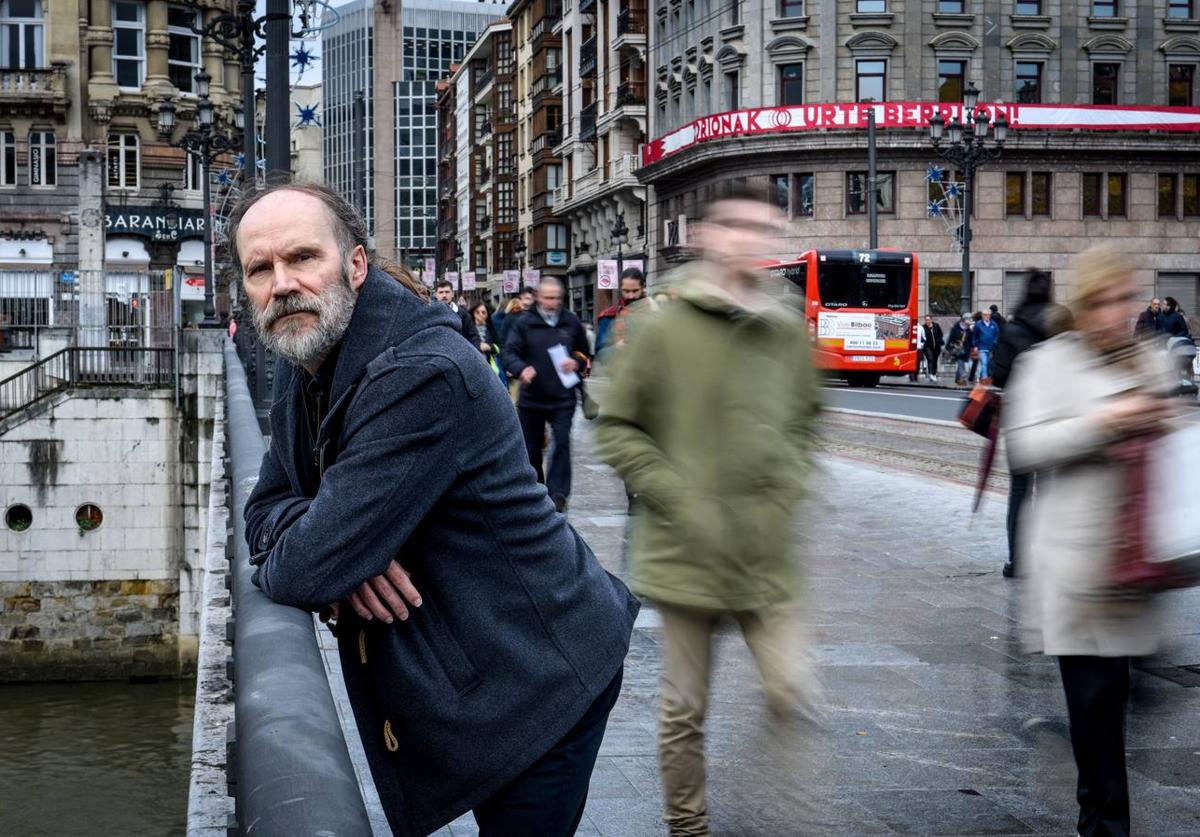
[1005,245,1175,837]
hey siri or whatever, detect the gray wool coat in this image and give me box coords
[245,267,638,836]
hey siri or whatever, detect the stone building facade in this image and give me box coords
[0,0,244,343]
[553,0,649,321]
[642,0,1200,324]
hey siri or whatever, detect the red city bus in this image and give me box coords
[769,249,920,387]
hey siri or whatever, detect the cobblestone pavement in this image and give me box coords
[327,409,1200,837]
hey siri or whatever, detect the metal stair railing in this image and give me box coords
[0,346,176,423]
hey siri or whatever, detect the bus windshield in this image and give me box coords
[816,258,913,311]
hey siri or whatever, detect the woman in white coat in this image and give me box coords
[1004,245,1175,837]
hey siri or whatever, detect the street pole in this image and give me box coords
[353,91,366,216]
[867,106,878,250]
[201,151,217,325]
[265,0,290,180]
[960,164,973,317]
[239,0,256,186]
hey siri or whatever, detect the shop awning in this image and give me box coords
[105,236,151,265]
[176,238,206,273]
[0,237,53,266]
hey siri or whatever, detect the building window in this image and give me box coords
[937,60,965,103]
[112,1,146,90]
[779,63,803,106]
[1159,173,1178,218]
[167,6,201,93]
[0,0,44,70]
[0,129,14,186]
[937,0,964,12]
[855,60,886,103]
[1031,172,1051,216]
[547,223,568,250]
[857,0,886,11]
[724,70,739,110]
[107,132,139,189]
[182,150,202,191]
[1185,173,1200,217]
[1015,0,1041,12]
[928,271,968,317]
[1169,64,1195,107]
[28,129,54,187]
[703,77,712,112]
[1092,0,1117,16]
[779,0,804,17]
[1108,173,1127,217]
[793,172,814,217]
[771,174,789,211]
[1082,172,1103,216]
[1169,0,1193,19]
[847,171,894,215]
[1015,62,1041,102]
[1092,63,1119,105]
[1005,172,1025,217]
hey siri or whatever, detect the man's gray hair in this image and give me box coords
[225,181,369,276]
[537,274,565,292]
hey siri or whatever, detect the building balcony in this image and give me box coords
[615,8,647,44]
[608,152,642,189]
[497,107,515,125]
[531,129,562,158]
[617,79,646,107]
[531,69,562,104]
[580,102,597,141]
[579,0,596,15]
[476,214,491,232]
[580,37,597,79]
[474,68,494,97]
[0,63,70,118]
[480,167,491,185]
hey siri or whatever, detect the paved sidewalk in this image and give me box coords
[328,414,1200,836]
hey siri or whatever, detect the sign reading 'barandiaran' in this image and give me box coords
[642,102,1200,166]
[104,206,206,242]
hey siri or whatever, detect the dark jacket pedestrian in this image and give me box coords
[947,316,974,384]
[1159,298,1191,339]
[989,305,1007,329]
[1134,305,1160,337]
[502,283,592,510]
[921,319,944,379]
[245,268,637,837]
[502,307,591,410]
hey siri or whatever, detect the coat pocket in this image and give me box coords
[411,598,481,695]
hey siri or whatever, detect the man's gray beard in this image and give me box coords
[250,266,357,368]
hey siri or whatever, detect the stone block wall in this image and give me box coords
[0,579,181,681]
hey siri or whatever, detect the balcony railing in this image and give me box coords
[0,63,70,117]
[609,153,640,183]
[532,70,562,101]
[476,215,491,231]
[580,103,597,141]
[532,192,554,212]
[497,108,515,124]
[617,79,647,106]
[580,37,597,79]
[479,167,491,184]
[616,7,647,35]
[474,67,493,92]
[531,130,562,156]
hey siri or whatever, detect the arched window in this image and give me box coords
[0,0,44,70]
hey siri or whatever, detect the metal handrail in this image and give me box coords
[0,346,176,422]
[224,342,373,835]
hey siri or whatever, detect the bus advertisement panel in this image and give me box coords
[770,249,920,387]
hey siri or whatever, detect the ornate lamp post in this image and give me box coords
[513,235,527,271]
[158,72,243,328]
[928,82,1008,316]
[611,212,628,281]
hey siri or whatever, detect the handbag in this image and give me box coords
[959,384,1002,513]
[1113,424,1200,590]
[970,346,980,361]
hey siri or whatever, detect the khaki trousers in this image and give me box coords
[655,601,807,837]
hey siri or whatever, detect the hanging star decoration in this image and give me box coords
[296,101,322,128]
[233,153,245,170]
[215,168,235,187]
[928,200,945,218]
[925,163,944,183]
[944,182,963,201]
[291,45,315,71]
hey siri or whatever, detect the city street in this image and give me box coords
[321,403,1200,837]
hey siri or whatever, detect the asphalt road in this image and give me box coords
[822,382,1200,424]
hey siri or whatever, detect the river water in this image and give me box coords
[0,680,194,837]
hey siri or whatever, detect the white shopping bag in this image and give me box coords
[1148,421,1200,580]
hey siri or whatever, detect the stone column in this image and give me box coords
[144,0,174,101]
[86,0,119,131]
[77,150,108,348]
[204,9,231,107]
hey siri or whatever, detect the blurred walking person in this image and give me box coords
[1005,245,1175,837]
[973,307,1000,382]
[947,313,974,385]
[467,300,505,386]
[922,315,944,382]
[990,270,1071,579]
[1134,297,1160,337]
[502,275,591,513]
[595,266,654,364]
[596,187,821,837]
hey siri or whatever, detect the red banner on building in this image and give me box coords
[641,102,1200,166]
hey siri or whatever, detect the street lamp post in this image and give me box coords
[611,212,628,282]
[513,236,527,273]
[928,83,1008,316]
[158,72,243,328]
